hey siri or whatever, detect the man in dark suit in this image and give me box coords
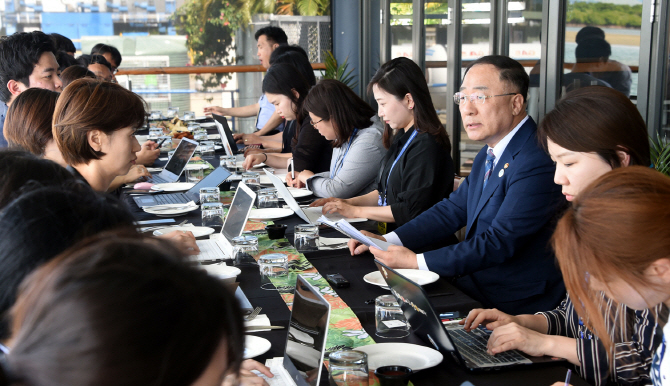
[355,55,565,314]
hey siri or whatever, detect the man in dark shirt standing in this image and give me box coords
[353,56,565,315]
[0,31,63,148]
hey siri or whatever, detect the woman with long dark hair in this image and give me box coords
[242,63,332,176]
[312,57,454,232]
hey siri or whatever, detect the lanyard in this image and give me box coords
[378,129,418,206]
[330,128,358,179]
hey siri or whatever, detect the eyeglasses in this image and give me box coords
[310,117,324,126]
[453,92,518,105]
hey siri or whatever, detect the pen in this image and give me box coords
[564,369,572,386]
[290,158,295,179]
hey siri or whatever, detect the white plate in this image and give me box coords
[260,173,286,185]
[354,343,443,370]
[202,264,241,279]
[196,145,223,151]
[236,161,266,169]
[248,208,294,220]
[287,187,313,198]
[151,182,195,192]
[244,335,272,359]
[153,226,215,237]
[200,122,217,128]
[184,164,209,170]
[363,269,440,289]
[143,204,199,217]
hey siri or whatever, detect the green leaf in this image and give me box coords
[321,50,357,90]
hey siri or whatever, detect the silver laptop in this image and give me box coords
[195,182,256,262]
[374,260,563,371]
[262,169,366,224]
[254,275,331,386]
[147,137,198,183]
[212,114,241,156]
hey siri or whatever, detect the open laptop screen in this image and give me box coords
[211,113,237,156]
[283,275,331,386]
[163,138,198,177]
[184,166,232,202]
[221,182,255,240]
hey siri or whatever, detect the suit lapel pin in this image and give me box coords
[498,169,505,177]
[504,163,509,169]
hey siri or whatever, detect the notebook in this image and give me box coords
[146,137,198,183]
[253,274,331,386]
[261,169,367,225]
[194,182,256,262]
[212,114,243,155]
[373,260,563,371]
[133,166,233,207]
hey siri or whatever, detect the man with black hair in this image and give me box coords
[50,33,76,56]
[0,31,62,148]
[91,43,122,73]
[88,54,114,83]
[204,26,290,139]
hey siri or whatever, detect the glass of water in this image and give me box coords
[294,224,319,252]
[220,155,237,172]
[328,350,369,386]
[148,127,163,140]
[183,111,196,120]
[241,172,261,193]
[200,141,216,160]
[201,202,225,227]
[258,253,289,290]
[232,235,259,267]
[166,107,179,118]
[149,110,162,120]
[199,187,220,203]
[375,294,410,338]
[257,188,279,208]
[186,167,205,183]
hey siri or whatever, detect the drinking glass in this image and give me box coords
[220,155,237,172]
[199,187,220,203]
[183,111,196,120]
[375,295,410,338]
[241,172,261,193]
[166,107,179,118]
[186,167,205,183]
[232,235,259,267]
[193,127,208,141]
[148,127,163,140]
[259,253,289,290]
[328,350,369,386]
[149,110,162,120]
[257,188,279,208]
[294,224,319,252]
[200,141,216,160]
[201,202,225,227]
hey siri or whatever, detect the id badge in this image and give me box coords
[377,221,388,235]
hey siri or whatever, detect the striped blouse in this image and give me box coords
[537,294,668,386]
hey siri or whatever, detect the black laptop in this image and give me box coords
[373,260,564,371]
[132,166,232,208]
[211,113,245,154]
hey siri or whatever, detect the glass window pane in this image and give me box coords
[459,0,491,173]
[563,2,641,99]
[391,1,414,60]
[663,26,670,138]
[425,1,449,149]
[508,0,543,123]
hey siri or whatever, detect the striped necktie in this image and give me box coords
[483,149,496,191]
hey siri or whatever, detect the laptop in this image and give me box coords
[132,166,233,208]
[262,169,367,225]
[195,182,256,262]
[373,260,563,371]
[147,137,199,183]
[212,113,243,155]
[254,274,331,386]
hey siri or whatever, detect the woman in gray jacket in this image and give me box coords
[289,79,385,198]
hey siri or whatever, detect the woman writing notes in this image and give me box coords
[464,87,666,386]
[312,57,454,232]
[289,79,384,198]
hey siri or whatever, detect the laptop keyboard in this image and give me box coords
[194,239,228,262]
[250,358,292,386]
[446,325,531,367]
[147,174,169,184]
[153,193,189,205]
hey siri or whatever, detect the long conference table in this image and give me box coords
[127,128,589,386]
